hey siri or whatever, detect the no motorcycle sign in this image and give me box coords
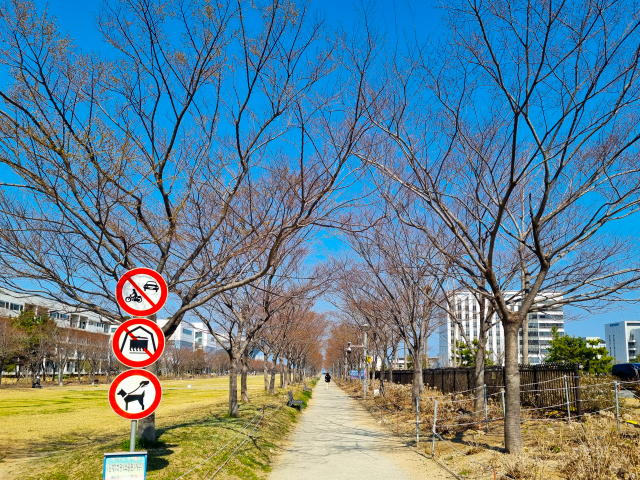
[115,268,168,317]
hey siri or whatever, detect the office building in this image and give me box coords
[439,290,564,366]
[0,288,113,334]
[604,321,640,364]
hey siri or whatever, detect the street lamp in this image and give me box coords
[362,324,370,399]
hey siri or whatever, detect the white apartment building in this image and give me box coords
[156,319,229,353]
[582,337,607,350]
[604,321,640,364]
[0,288,113,334]
[439,291,564,366]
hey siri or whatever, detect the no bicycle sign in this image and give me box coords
[116,268,168,316]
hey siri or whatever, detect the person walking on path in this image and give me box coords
[324,372,331,390]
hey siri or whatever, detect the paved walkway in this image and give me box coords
[268,383,453,480]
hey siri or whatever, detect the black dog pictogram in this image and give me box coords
[117,380,150,411]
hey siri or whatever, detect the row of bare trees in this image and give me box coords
[0,314,116,385]
[323,0,640,454]
[2,0,640,454]
[0,0,370,440]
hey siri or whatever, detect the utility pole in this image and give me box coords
[363,324,370,399]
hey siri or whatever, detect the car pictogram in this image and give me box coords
[143,281,159,292]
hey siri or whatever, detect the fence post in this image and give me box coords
[563,375,571,421]
[614,381,620,432]
[484,384,489,432]
[416,396,420,446]
[533,365,540,406]
[453,369,456,394]
[431,400,438,456]
[501,389,505,418]
[573,364,581,418]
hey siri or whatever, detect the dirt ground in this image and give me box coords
[340,380,640,479]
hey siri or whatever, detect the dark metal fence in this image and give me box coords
[376,363,590,415]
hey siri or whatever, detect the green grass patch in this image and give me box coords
[2,377,307,480]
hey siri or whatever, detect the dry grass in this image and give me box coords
[339,378,640,479]
[0,376,310,480]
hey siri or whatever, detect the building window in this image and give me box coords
[183,328,193,336]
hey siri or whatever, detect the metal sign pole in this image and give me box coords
[130,420,137,452]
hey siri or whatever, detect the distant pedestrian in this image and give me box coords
[325,372,331,389]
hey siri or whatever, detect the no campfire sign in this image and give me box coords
[112,318,165,368]
[116,268,168,316]
[108,369,162,420]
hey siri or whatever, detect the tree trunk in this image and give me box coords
[269,368,276,395]
[474,342,486,414]
[411,342,422,410]
[228,357,239,417]
[263,359,269,391]
[521,269,530,364]
[138,313,158,442]
[241,353,249,403]
[503,321,522,453]
[138,360,158,442]
[0,360,3,385]
[58,360,64,386]
[279,361,284,388]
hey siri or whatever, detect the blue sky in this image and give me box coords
[28,0,640,342]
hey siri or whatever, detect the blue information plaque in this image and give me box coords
[103,452,147,480]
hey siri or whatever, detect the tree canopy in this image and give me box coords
[545,328,613,374]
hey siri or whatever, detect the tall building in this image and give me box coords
[604,321,640,364]
[438,290,564,366]
[0,288,113,334]
[156,319,229,353]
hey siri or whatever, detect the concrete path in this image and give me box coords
[269,383,453,480]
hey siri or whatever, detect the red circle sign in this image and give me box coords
[112,318,166,368]
[108,369,162,420]
[116,268,168,316]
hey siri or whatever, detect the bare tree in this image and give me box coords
[362,0,640,452]
[0,317,23,385]
[0,0,372,439]
[335,217,445,408]
[196,246,326,416]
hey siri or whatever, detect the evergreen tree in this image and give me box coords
[545,327,613,373]
[455,340,495,367]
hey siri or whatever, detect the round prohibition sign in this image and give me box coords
[112,318,166,368]
[108,369,162,420]
[116,268,168,316]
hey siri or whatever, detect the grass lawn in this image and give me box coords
[0,376,311,480]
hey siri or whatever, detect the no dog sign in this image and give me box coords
[108,369,162,420]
